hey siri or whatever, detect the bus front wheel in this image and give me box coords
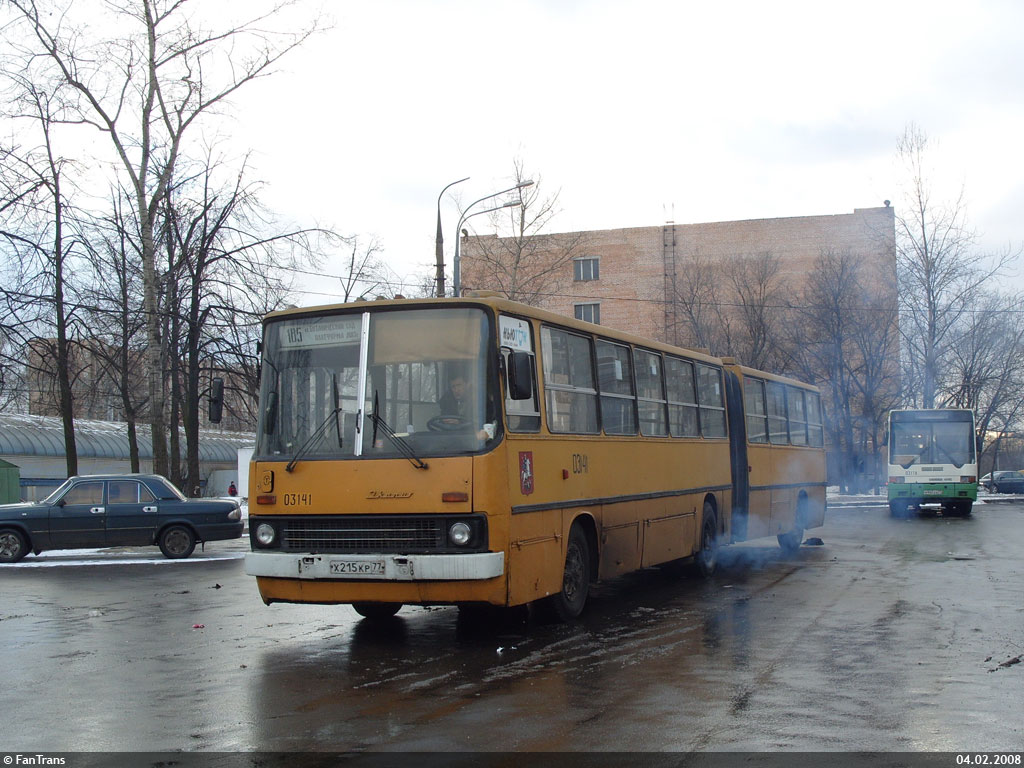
[352,603,402,620]
[540,523,591,621]
[889,501,909,518]
[948,501,973,517]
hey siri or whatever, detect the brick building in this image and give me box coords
[461,205,896,347]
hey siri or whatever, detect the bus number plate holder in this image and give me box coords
[329,559,385,576]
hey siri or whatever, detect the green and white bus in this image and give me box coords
[886,408,978,517]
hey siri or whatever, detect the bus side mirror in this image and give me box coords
[209,377,224,424]
[507,351,534,401]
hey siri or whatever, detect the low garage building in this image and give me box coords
[0,413,254,501]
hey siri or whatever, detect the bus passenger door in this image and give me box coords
[745,445,773,540]
[725,371,749,542]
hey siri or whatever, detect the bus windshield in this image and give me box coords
[890,419,975,469]
[255,307,496,462]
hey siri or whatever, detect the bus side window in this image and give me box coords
[806,391,824,447]
[787,386,808,446]
[766,381,789,444]
[744,378,768,443]
[541,326,598,435]
[696,364,727,438]
[596,339,637,436]
[635,349,668,437]
[665,357,699,437]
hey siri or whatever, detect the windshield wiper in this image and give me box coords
[370,390,428,470]
[285,376,343,473]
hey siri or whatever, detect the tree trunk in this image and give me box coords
[140,212,169,476]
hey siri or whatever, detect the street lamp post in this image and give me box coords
[435,176,469,297]
[453,200,521,296]
[452,180,534,296]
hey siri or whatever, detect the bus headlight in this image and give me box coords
[255,523,277,546]
[448,521,472,547]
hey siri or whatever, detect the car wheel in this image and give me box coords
[352,603,402,620]
[158,525,196,559]
[539,522,592,621]
[993,484,1001,494]
[692,503,719,577]
[0,528,28,563]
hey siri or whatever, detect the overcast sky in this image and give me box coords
[229,0,1024,302]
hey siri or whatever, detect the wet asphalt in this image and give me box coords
[0,500,1022,753]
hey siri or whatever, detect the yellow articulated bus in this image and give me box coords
[244,295,826,620]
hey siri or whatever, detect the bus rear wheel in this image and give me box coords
[352,603,402,620]
[540,522,591,622]
[777,529,803,554]
[692,503,718,577]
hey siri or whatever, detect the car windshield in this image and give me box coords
[41,478,74,504]
[255,307,497,461]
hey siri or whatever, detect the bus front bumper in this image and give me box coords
[244,550,505,581]
[888,482,977,502]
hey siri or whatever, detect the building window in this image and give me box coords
[574,256,600,282]
[574,303,600,324]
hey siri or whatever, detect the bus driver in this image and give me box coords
[438,374,495,441]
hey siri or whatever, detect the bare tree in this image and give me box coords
[670,248,731,354]
[723,251,787,370]
[943,291,1024,469]
[7,0,322,475]
[78,189,149,471]
[0,76,83,474]
[847,288,901,491]
[460,159,590,306]
[787,248,899,492]
[162,151,322,493]
[333,235,405,302]
[895,123,1019,408]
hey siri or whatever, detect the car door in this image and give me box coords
[104,479,160,546]
[47,480,107,549]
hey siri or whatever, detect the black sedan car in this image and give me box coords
[982,470,1024,494]
[0,474,243,563]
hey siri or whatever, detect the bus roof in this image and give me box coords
[264,295,809,381]
[721,359,823,394]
